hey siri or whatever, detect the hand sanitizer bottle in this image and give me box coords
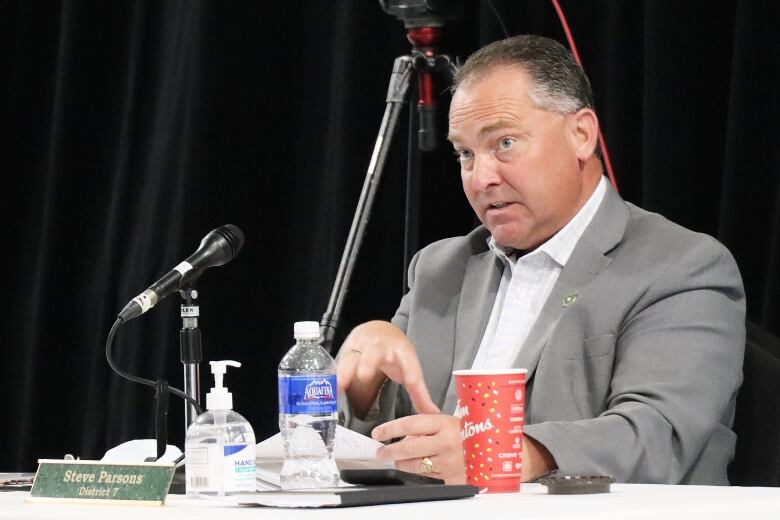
[185,360,256,496]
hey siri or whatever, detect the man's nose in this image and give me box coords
[470,154,502,191]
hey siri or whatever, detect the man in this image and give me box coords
[337,35,745,485]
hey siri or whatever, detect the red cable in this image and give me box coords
[550,0,619,192]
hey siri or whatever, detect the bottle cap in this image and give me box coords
[294,321,320,339]
[206,360,240,410]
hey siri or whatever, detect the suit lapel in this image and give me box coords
[453,251,502,369]
[513,239,611,381]
[441,249,502,413]
[514,184,629,382]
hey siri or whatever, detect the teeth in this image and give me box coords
[491,202,507,209]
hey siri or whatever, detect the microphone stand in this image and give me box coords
[320,27,455,354]
[179,282,203,432]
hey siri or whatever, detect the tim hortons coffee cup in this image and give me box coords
[453,368,527,493]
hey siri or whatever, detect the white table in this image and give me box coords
[3,484,780,519]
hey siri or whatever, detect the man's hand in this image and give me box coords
[372,419,555,485]
[522,435,557,482]
[372,414,466,484]
[337,320,440,418]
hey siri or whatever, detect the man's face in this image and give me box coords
[448,66,593,251]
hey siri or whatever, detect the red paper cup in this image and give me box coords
[453,368,527,493]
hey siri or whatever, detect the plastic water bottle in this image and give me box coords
[277,321,339,489]
[185,360,256,496]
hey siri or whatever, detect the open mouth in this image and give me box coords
[488,202,509,209]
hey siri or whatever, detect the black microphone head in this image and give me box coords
[213,224,245,257]
[192,224,245,269]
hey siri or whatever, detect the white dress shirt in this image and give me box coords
[471,176,607,369]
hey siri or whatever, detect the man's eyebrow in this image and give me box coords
[478,119,523,136]
[447,118,524,143]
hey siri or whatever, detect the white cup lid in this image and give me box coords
[452,368,528,376]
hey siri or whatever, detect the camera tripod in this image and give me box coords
[320,26,457,354]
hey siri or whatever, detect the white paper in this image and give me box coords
[101,439,183,464]
[255,425,383,460]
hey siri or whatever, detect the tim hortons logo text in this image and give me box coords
[303,379,334,401]
[456,400,495,440]
[461,417,494,441]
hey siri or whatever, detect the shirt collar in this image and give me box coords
[487,176,607,267]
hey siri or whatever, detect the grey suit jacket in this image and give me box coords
[350,183,745,485]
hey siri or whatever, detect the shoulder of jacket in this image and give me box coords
[416,226,491,262]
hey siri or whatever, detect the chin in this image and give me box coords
[489,221,544,251]
[490,232,524,251]
[486,219,530,247]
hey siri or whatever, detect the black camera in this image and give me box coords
[379,0,464,28]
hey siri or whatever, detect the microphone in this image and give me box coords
[117,224,245,322]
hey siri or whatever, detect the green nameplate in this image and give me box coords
[27,459,175,505]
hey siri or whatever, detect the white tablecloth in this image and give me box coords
[3,483,780,519]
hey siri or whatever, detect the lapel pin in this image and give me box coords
[561,292,578,308]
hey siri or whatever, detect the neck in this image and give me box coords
[582,155,605,195]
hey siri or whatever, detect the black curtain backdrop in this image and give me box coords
[1,0,778,471]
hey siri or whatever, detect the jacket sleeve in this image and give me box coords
[523,236,746,483]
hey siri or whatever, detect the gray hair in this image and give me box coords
[453,35,595,115]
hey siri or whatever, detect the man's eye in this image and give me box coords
[498,137,515,150]
[454,149,473,162]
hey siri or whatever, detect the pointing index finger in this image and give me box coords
[336,348,360,393]
[395,357,440,415]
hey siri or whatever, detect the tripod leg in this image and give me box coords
[320,56,415,354]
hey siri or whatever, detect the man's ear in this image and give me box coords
[568,108,599,161]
